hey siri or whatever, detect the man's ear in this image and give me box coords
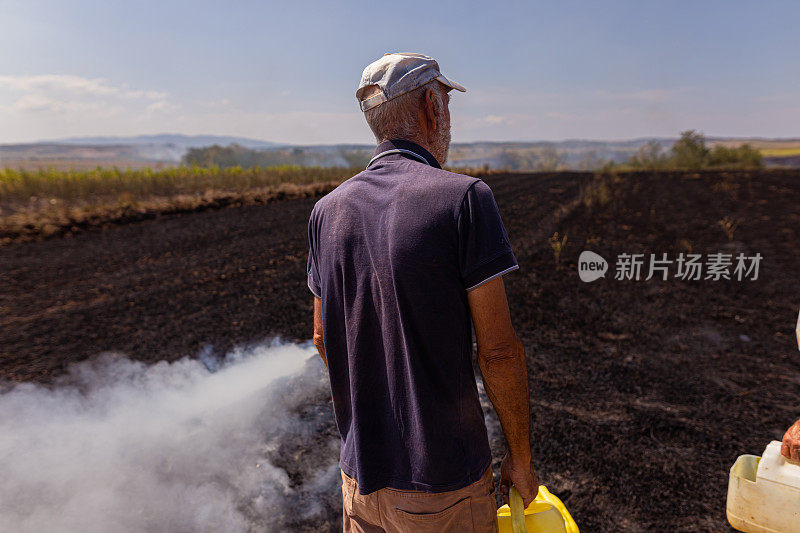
[424,88,438,137]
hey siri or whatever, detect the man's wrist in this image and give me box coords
[508,449,532,465]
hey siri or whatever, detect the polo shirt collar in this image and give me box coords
[369,139,442,169]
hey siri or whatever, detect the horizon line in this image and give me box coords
[4,133,800,149]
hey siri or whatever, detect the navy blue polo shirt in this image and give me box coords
[306,139,518,494]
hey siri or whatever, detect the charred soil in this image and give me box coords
[2,169,799,531]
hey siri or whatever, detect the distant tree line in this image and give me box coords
[183,132,765,172]
[184,143,574,171]
[496,145,567,171]
[625,130,763,170]
[183,144,371,168]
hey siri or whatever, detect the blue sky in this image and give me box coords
[0,0,798,144]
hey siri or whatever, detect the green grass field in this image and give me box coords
[0,165,354,206]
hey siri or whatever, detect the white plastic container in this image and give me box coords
[795,308,800,350]
[727,440,800,532]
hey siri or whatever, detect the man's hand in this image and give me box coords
[499,452,540,508]
[781,419,800,461]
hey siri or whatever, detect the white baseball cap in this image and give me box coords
[356,52,466,112]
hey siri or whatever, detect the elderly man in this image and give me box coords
[306,52,538,532]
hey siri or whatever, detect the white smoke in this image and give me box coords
[0,339,341,532]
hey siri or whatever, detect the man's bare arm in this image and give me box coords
[468,276,538,506]
[313,296,328,369]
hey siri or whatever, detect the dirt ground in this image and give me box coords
[2,169,799,531]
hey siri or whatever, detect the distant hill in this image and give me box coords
[181,138,682,170]
[185,137,799,171]
[1,135,798,171]
[45,134,280,150]
[0,134,281,169]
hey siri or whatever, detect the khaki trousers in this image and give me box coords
[341,467,499,533]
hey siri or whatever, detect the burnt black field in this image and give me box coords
[2,169,799,531]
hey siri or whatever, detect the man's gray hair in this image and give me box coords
[363,80,446,144]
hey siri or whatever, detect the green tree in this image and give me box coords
[708,144,763,169]
[670,130,709,169]
[622,131,762,170]
[628,140,668,169]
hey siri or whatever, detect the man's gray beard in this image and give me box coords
[430,120,451,166]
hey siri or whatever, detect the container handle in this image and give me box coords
[509,486,527,533]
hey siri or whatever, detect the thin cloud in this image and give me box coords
[0,73,172,130]
[145,100,177,113]
[0,74,116,96]
[11,94,57,112]
[0,75,167,100]
[483,115,507,125]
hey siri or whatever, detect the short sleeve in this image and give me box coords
[457,181,519,291]
[306,209,322,299]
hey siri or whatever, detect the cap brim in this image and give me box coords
[436,74,466,92]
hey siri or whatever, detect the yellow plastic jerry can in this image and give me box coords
[497,485,579,533]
